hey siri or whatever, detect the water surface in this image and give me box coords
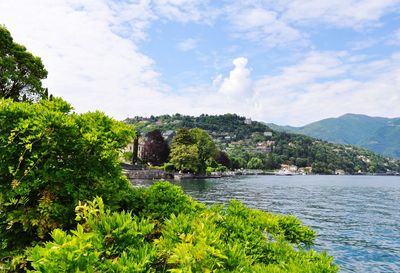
[138,175,400,272]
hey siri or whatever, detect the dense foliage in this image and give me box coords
[0,98,135,258]
[169,128,217,174]
[27,182,338,273]
[0,26,48,102]
[127,113,266,140]
[126,114,400,174]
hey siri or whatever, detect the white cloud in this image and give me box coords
[1,0,399,126]
[388,28,400,45]
[154,0,220,24]
[218,57,253,97]
[252,51,400,125]
[0,0,178,119]
[224,0,399,48]
[177,38,198,51]
[212,74,223,87]
[349,38,381,51]
[107,0,156,41]
[227,6,307,47]
[283,0,400,29]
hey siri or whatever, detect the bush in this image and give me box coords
[247,157,264,169]
[162,162,175,172]
[127,181,204,220]
[0,98,135,256]
[27,182,339,273]
[28,197,157,273]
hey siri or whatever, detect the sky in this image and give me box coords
[1,0,400,126]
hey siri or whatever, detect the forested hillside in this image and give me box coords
[125,114,400,174]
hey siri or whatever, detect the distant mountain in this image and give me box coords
[268,114,400,158]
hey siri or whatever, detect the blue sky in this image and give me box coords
[1,0,400,125]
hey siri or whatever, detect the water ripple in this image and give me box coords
[172,175,400,273]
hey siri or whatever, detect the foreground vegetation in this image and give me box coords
[0,99,338,272]
[27,185,338,272]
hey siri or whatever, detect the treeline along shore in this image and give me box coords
[123,114,400,177]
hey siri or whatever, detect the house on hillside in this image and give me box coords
[263,131,273,137]
[251,141,272,153]
[122,136,144,164]
[357,155,371,163]
[137,137,146,159]
[244,118,252,125]
[124,142,135,154]
[162,130,174,142]
[281,164,298,172]
[335,169,345,175]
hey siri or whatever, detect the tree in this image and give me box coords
[142,129,169,166]
[132,135,139,164]
[264,153,280,170]
[0,98,135,256]
[247,157,263,169]
[231,156,247,170]
[171,128,195,147]
[189,128,217,173]
[169,128,218,174]
[0,26,48,101]
[169,144,199,173]
[215,150,231,169]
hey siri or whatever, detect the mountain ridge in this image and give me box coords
[268,114,400,158]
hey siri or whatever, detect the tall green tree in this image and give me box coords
[169,144,200,173]
[189,128,217,173]
[169,128,218,174]
[247,157,263,169]
[0,26,48,101]
[171,128,195,147]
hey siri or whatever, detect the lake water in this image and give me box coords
[138,175,400,272]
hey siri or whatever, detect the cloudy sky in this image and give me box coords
[1,0,400,125]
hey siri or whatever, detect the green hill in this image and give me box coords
[268,114,400,158]
[125,114,400,174]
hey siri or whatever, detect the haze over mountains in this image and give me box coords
[268,114,400,159]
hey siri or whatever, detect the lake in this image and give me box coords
[137,175,400,272]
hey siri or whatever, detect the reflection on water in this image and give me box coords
[135,175,400,273]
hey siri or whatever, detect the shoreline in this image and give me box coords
[122,164,400,181]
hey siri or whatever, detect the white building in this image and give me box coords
[244,118,252,125]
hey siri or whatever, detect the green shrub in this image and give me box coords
[156,198,337,272]
[27,182,338,273]
[128,181,205,220]
[0,98,135,256]
[28,197,157,273]
[162,162,175,172]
